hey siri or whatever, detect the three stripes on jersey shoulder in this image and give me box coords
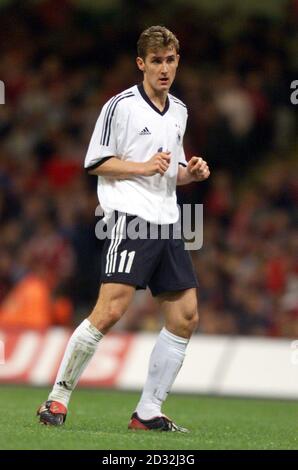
[170,95,187,109]
[100,91,135,147]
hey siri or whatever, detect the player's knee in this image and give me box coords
[168,307,199,338]
[190,310,199,332]
[103,302,124,328]
[89,298,127,332]
[183,308,199,333]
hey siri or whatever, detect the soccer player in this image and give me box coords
[37,26,210,432]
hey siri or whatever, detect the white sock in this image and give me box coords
[135,327,189,420]
[48,319,103,408]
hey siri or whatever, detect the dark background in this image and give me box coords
[0,0,297,337]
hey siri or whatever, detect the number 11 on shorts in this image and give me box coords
[118,250,136,273]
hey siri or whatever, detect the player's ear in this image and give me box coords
[136,57,145,72]
[176,54,180,66]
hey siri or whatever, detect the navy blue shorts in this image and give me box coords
[98,211,198,297]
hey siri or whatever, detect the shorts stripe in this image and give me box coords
[105,215,125,274]
[111,215,126,273]
[105,216,122,274]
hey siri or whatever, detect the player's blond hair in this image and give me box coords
[137,26,179,59]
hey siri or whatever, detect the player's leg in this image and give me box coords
[129,233,198,432]
[37,282,135,425]
[88,282,136,333]
[160,287,199,339]
[130,288,198,432]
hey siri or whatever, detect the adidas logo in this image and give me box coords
[139,127,151,135]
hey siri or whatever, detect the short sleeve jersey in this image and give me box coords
[84,83,188,224]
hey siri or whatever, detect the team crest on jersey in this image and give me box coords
[175,123,182,144]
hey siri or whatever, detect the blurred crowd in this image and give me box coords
[0,0,297,336]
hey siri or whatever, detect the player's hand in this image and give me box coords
[187,156,210,181]
[142,151,171,176]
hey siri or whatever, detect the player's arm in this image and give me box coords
[85,98,171,179]
[87,152,171,179]
[176,157,210,185]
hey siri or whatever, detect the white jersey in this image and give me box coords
[84,84,188,224]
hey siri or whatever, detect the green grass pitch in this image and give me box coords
[0,385,297,450]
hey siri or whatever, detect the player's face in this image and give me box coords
[137,47,180,94]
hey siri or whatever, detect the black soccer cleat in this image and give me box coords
[128,412,189,432]
[37,400,67,426]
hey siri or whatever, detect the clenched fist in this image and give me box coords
[187,156,210,182]
[142,151,171,176]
